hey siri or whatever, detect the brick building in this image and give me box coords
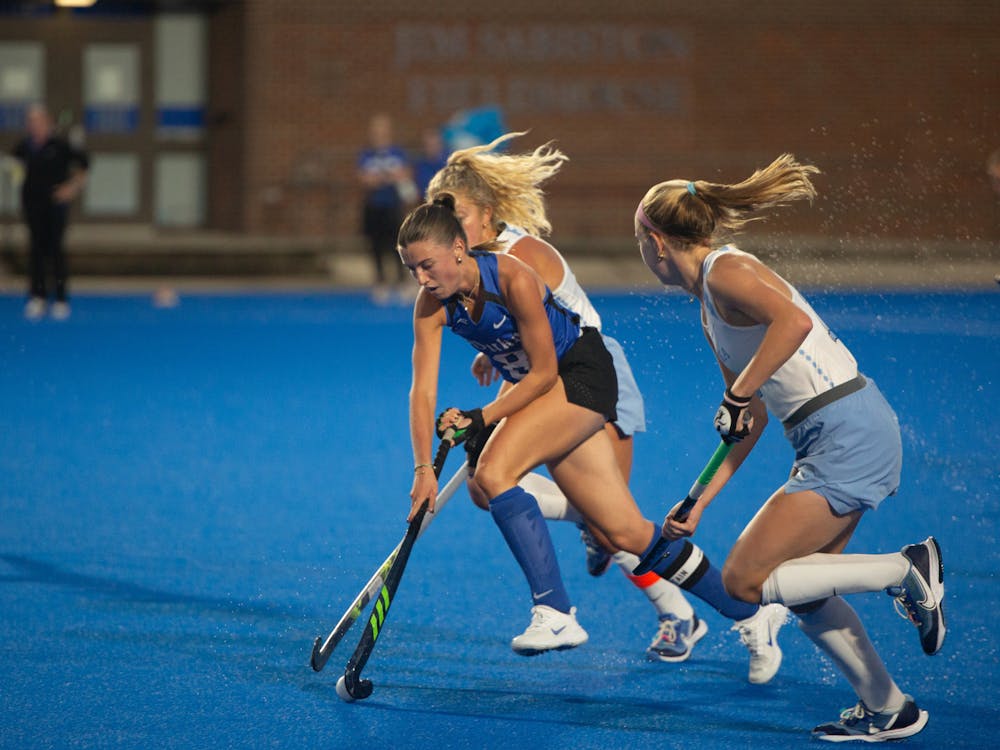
[2,1,999,253]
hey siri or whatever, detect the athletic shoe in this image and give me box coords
[50,301,71,321]
[24,297,46,320]
[887,537,945,655]
[646,613,708,663]
[812,694,928,742]
[510,605,588,656]
[577,523,611,577]
[732,602,788,684]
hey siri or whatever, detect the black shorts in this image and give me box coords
[558,327,618,423]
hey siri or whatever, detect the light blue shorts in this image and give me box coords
[602,334,646,436]
[783,376,902,515]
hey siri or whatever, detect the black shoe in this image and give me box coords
[888,536,946,655]
[812,695,928,742]
[577,523,611,577]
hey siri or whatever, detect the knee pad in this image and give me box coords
[659,540,709,589]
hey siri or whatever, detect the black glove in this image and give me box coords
[714,387,753,444]
[436,407,485,446]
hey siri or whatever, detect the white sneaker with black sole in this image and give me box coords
[732,602,788,684]
[812,694,928,742]
[510,605,588,656]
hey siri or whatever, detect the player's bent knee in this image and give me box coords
[470,459,515,501]
[602,526,648,556]
[721,563,764,604]
[465,477,490,511]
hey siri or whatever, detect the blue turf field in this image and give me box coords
[1,289,996,749]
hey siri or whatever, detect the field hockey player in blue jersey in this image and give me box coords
[425,132,789,673]
[397,195,787,678]
[634,155,946,742]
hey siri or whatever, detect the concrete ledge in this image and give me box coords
[0,223,996,291]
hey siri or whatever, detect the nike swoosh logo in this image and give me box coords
[493,315,508,329]
[915,588,933,609]
[532,589,553,600]
[551,626,566,635]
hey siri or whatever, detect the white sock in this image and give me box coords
[613,551,695,620]
[519,472,584,524]
[761,552,909,607]
[798,597,906,713]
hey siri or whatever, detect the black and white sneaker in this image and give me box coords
[888,537,946,655]
[577,523,612,577]
[812,695,928,742]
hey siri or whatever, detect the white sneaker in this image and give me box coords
[732,602,789,684]
[50,301,71,321]
[510,605,588,656]
[24,297,46,320]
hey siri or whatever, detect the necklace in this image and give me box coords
[460,268,481,308]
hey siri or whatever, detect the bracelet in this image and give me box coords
[414,463,432,473]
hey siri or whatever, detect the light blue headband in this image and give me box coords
[686,181,697,196]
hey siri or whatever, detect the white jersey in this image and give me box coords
[495,224,602,330]
[700,246,858,422]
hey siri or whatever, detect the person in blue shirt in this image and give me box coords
[357,114,414,303]
[397,195,788,664]
[413,127,449,200]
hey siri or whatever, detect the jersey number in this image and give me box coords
[498,350,531,379]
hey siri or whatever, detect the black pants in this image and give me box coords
[24,201,69,301]
[362,202,405,285]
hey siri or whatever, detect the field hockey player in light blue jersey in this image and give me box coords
[398,194,786,679]
[634,155,946,742]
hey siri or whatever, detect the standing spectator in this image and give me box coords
[12,103,88,321]
[413,127,449,200]
[357,113,413,304]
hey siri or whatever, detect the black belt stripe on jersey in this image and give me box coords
[782,375,867,429]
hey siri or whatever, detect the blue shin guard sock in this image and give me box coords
[489,486,572,613]
[644,530,757,621]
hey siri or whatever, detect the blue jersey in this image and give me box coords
[357,145,409,207]
[445,252,580,383]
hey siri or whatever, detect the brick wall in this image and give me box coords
[219,0,1000,246]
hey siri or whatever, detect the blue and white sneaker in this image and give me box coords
[577,523,612,577]
[887,537,946,656]
[732,603,788,684]
[812,695,928,742]
[510,605,589,656]
[647,613,708,663]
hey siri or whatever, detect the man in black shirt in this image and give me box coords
[12,104,89,320]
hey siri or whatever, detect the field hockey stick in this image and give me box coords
[334,430,456,702]
[632,440,733,576]
[309,457,468,672]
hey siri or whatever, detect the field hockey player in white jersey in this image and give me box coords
[634,155,945,742]
[425,132,788,679]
